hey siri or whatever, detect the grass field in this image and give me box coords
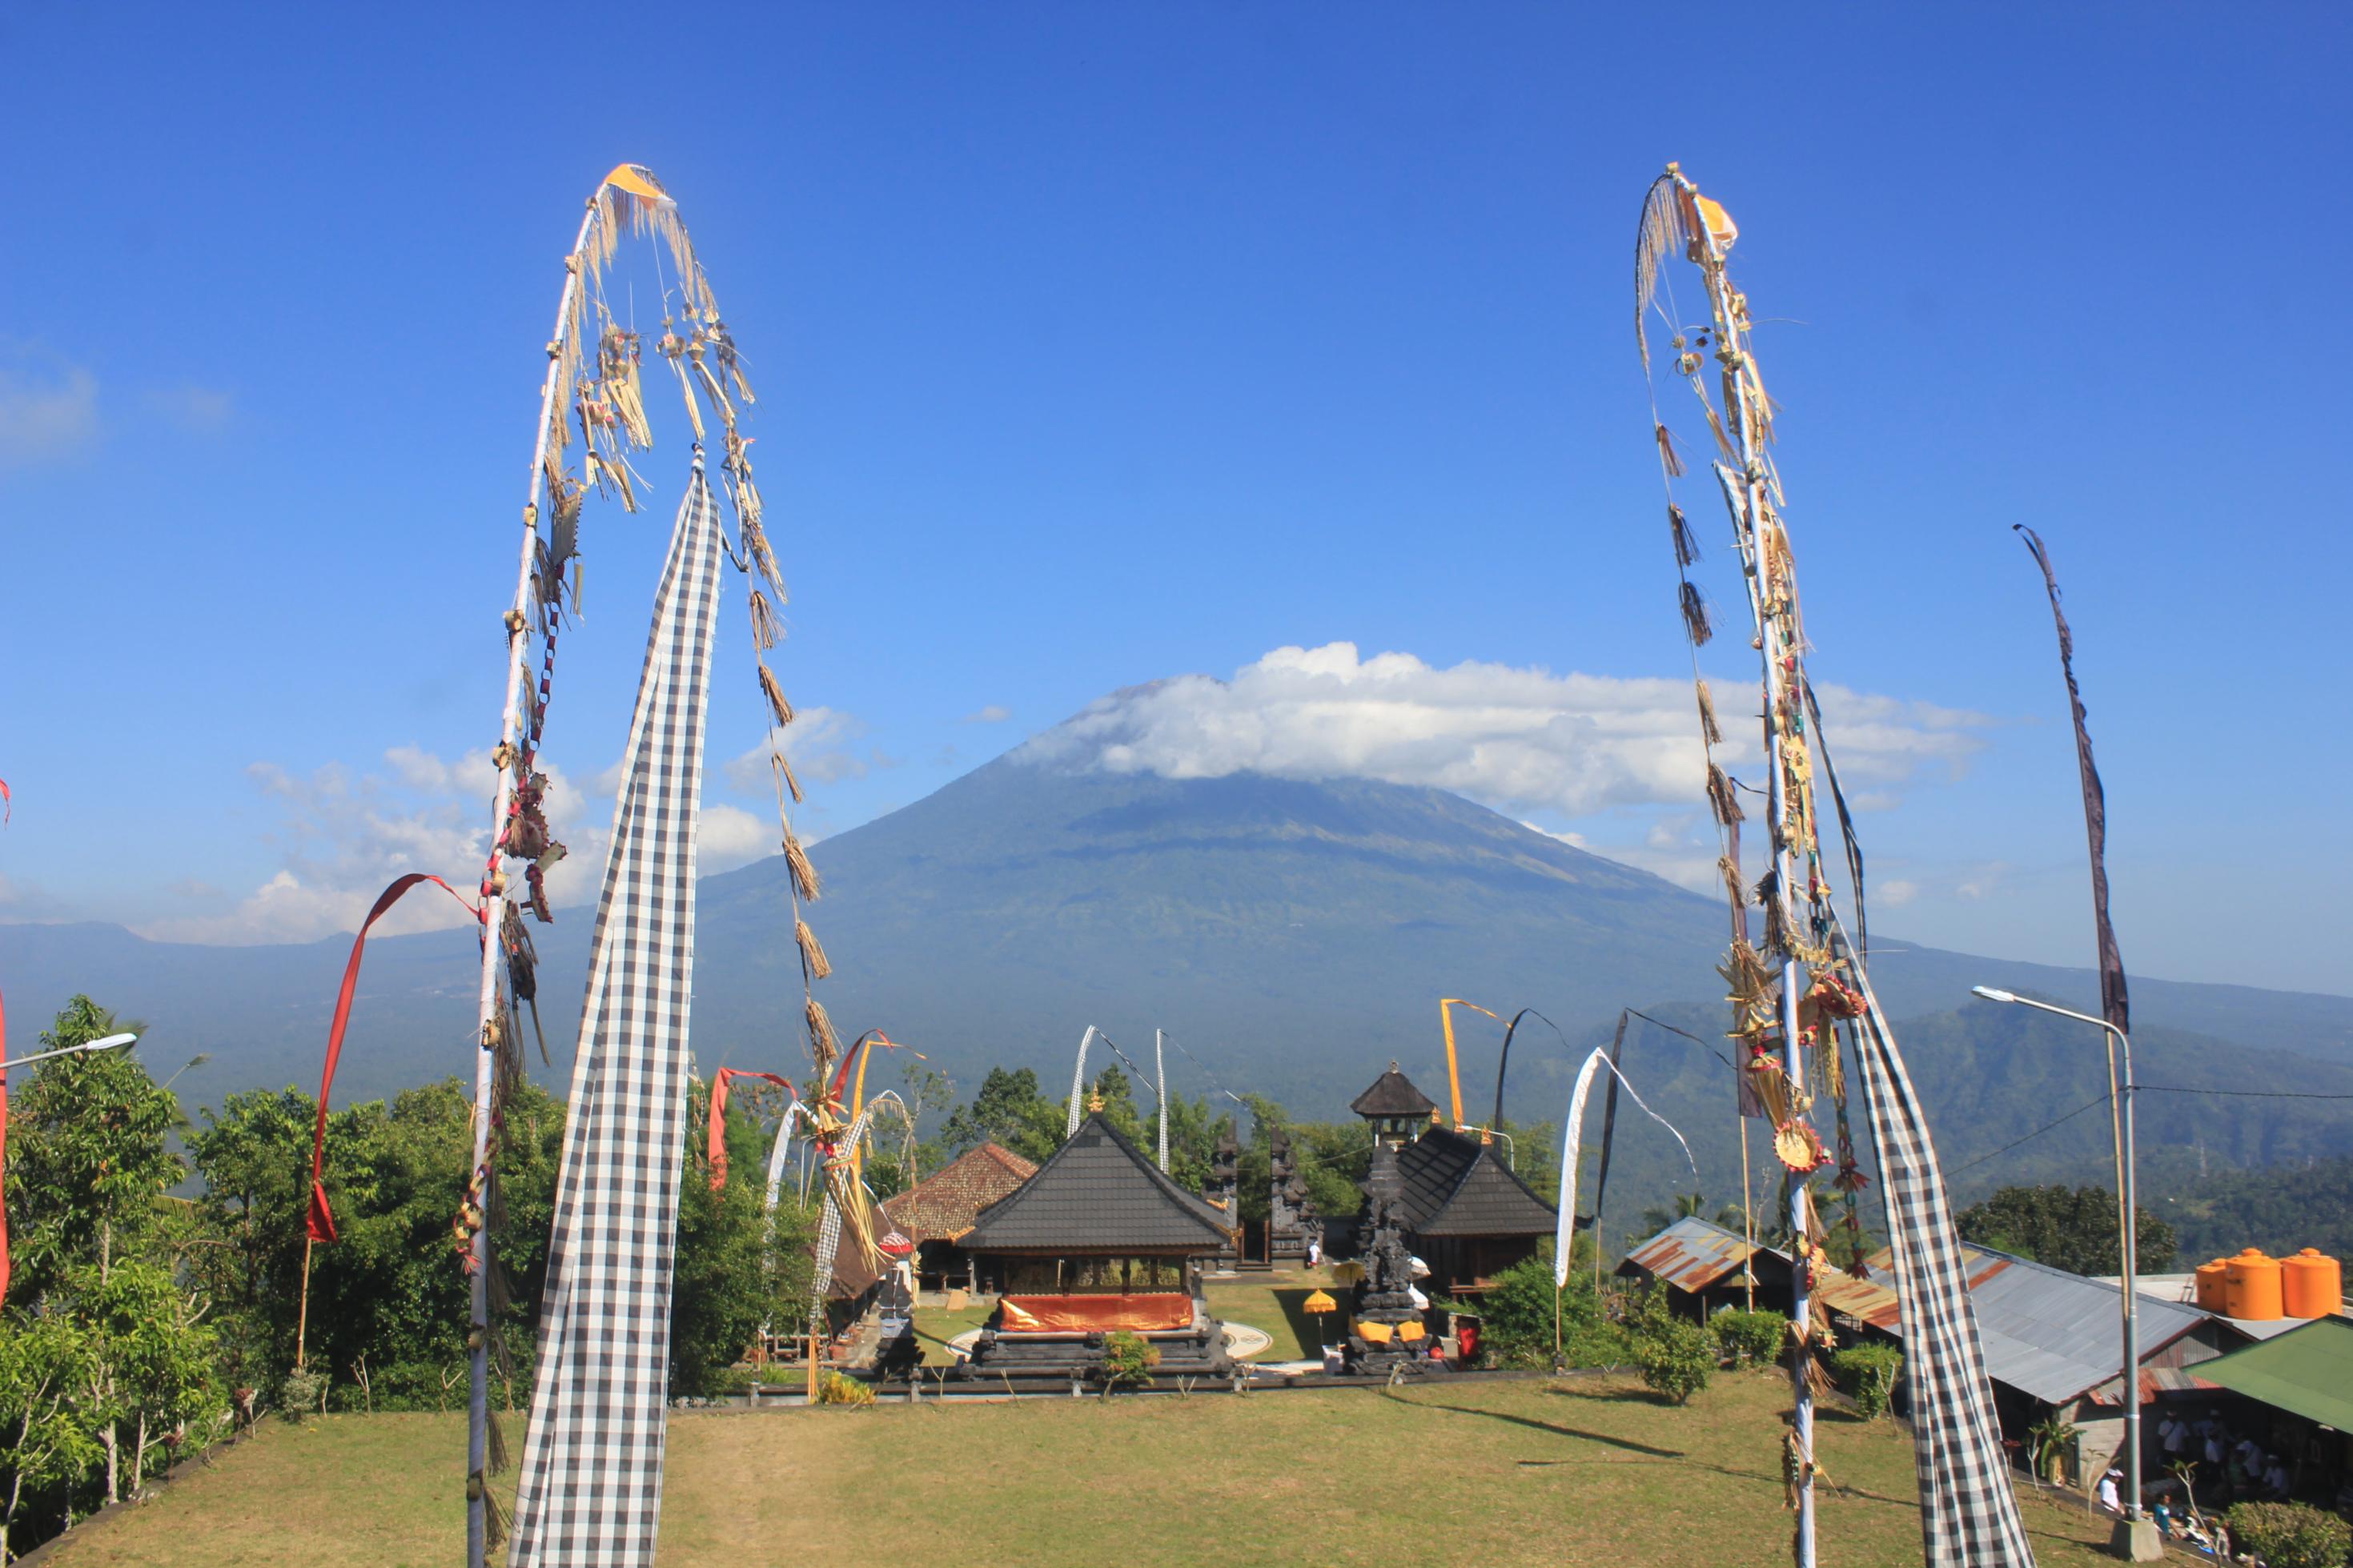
[50,1372,2121,1567]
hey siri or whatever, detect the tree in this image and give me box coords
[672,1077,812,1397]
[1632,1311,1714,1405]
[1956,1185,2177,1275]
[939,1067,1062,1166]
[0,1317,97,1561]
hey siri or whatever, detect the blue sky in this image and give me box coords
[1,3,2345,993]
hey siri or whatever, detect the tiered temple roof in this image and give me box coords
[1394,1125,1555,1238]
[964,1113,1232,1253]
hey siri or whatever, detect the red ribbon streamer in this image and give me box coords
[707,1068,792,1191]
[307,874,479,1243]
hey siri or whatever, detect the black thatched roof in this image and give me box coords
[1396,1125,1556,1238]
[962,1113,1233,1253]
[1350,1063,1437,1118]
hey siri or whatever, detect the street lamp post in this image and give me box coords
[2,1033,140,1073]
[1973,986,2160,1562]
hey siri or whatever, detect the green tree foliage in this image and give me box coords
[938,1067,1065,1166]
[2222,1502,2353,1568]
[1709,1307,1789,1369]
[1630,1305,1715,1405]
[672,1078,812,1398]
[1829,1343,1904,1418]
[1453,1246,1626,1370]
[1,998,228,1546]
[1955,1185,2177,1274]
[2169,1156,2353,1261]
[185,1077,566,1414]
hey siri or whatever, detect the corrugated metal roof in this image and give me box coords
[1623,1217,1758,1293]
[1862,1241,2213,1406]
[2196,1316,2353,1432]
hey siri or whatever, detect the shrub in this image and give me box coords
[1099,1330,1160,1391]
[1457,1252,1616,1369]
[815,1371,875,1406]
[2223,1502,2353,1568]
[1711,1307,1789,1369]
[1829,1344,1904,1419]
[1632,1313,1715,1405]
[277,1365,327,1422]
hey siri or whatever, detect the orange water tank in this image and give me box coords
[2224,1249,2284,1321]
[2282,1249,2342,1319]
[2194,1258,2231,1312]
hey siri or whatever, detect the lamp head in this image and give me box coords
[1970,986,2019,1005]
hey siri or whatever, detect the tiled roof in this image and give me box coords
[880,1142,1038,1243]
[962,1114,1234,1253]
[1351,1065,1439,1118]
[1395,1125,1556,1238]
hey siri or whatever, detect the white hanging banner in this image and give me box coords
[1554,1047,1697,1286]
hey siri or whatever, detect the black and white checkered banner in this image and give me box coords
[1847,948,2037,1566]
[510,459,725,1566]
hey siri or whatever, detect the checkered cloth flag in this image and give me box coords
[509,460,725,1566]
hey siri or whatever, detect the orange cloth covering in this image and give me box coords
[998,1293,1195,1333]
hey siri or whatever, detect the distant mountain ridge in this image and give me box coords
[3,742,2347,1221]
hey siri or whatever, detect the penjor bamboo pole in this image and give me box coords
[467,194,600,1568]
[1675,166,1815,1568]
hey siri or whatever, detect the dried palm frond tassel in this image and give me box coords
[1696,679,1723,745]
[738,510,783,593]
[805,995,839,1059]
[1679,580,1712,646]
[1705,763,1744,825]
[785,830,821,901]
[747,588,782,651]
[794,917,833,981]
[772,748,804,805]
[1655,422,1686,479]
[757,662,795,729]
[1669,504,1701,568]
[1632,170,1689,371]
[1717,852,1744,908]
[482,1482,510,1550]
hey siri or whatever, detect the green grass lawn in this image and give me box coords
[909,1295,997,1365]
[1204,1266,1339,1361]
[50,1372,2121,1567]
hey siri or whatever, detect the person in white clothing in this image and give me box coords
[2096,1469,2123,1514]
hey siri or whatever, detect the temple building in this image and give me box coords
[878,1141,1038,1293]
[953,1111,1236,1381]
[1347,1062,1556,1297]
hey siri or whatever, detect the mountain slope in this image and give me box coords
[2,746,2346,1191]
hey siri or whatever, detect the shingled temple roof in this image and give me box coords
[962,1114,1234,1253]
[881,1141,1038,1243]
[1350,1063,1438,1119]
[1395,1125,1556,1238]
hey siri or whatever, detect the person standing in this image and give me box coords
[2098,1469,2123,1514]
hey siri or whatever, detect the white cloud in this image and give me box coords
[1018,642,1990,819]
[721,707,884,793]
[145,383,235,435]
[138,740,777,945]
[961,704,1012,724]
[0,357,98,469]
[1878,879,1920,908]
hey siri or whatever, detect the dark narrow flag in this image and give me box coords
[2015,526,2130,1038]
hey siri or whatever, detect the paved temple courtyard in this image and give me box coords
[50,1373,2122,1566]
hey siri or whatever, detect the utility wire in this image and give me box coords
[2137,1085,2353,1101]
[1158,1030,1249,1108]
[1626,1008,1738,1072]
[1946,1094,2111,1177]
